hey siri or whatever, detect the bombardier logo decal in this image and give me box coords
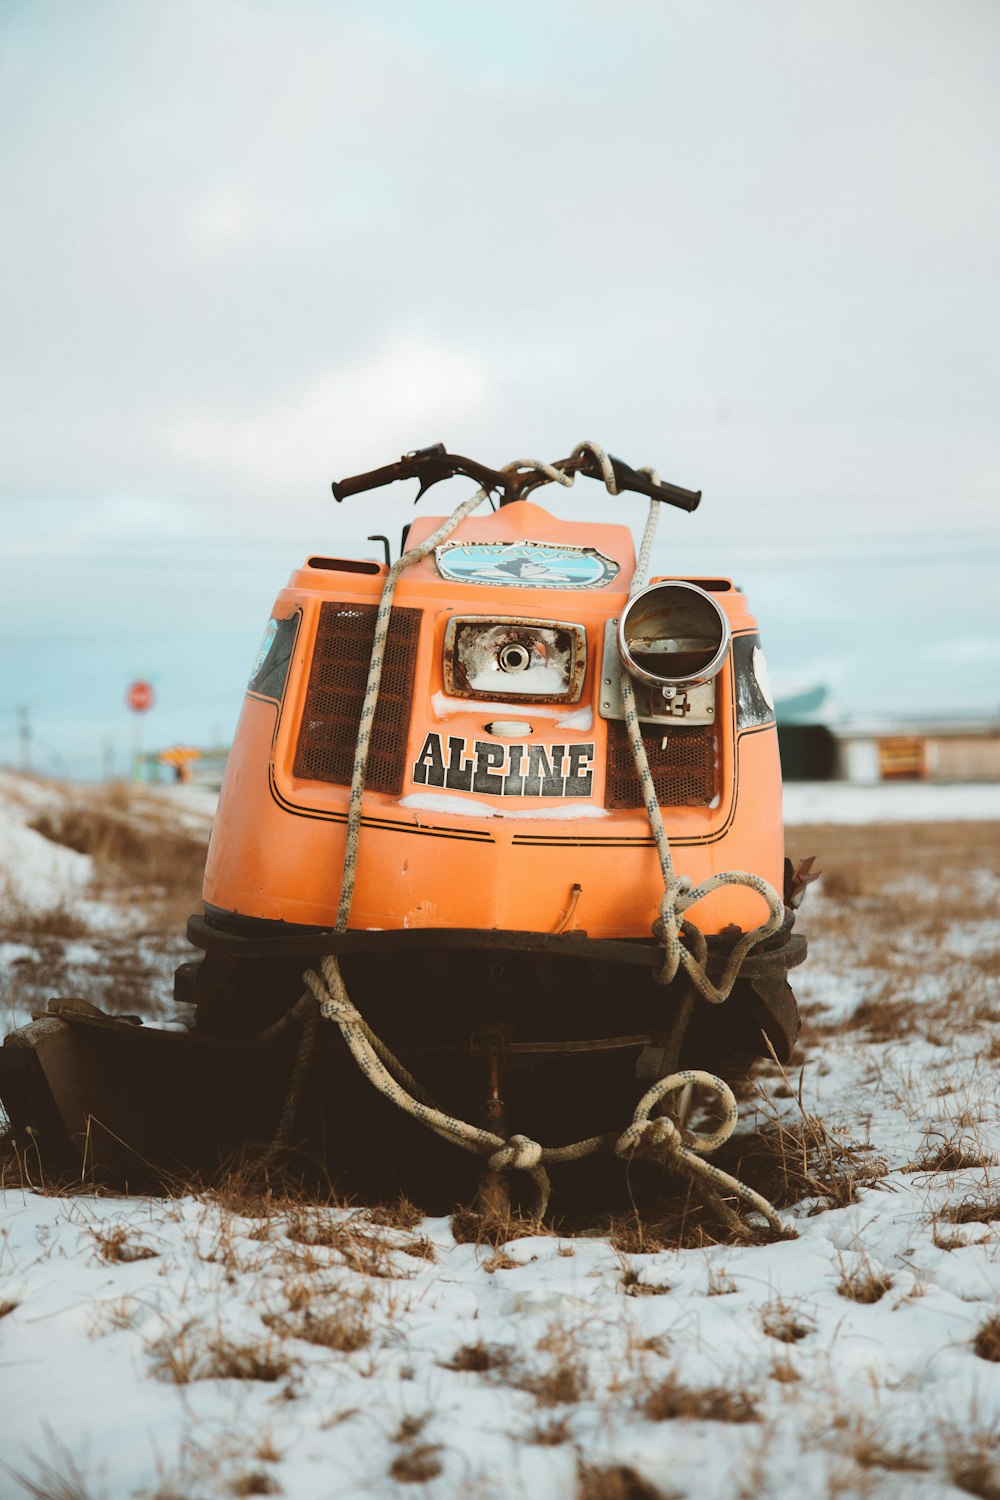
[413,733,594,798]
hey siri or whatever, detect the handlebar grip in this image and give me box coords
[332,462,406,502]
[649,477,701,512]
[609,456,701,512]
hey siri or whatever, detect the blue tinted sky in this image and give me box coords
[1,1,997,777]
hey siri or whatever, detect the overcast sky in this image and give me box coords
[1,0,997,777]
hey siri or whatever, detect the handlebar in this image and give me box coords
[331,444,701,513]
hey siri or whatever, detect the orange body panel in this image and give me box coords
[204,501,784,939]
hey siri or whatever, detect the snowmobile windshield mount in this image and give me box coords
[331,443,701,512]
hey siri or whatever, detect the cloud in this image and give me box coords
[165,337,490,492]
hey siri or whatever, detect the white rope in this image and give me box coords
[305,955,784,1233]
[616,490,785,1002]
[304,440,788,1234]
[335,485,492,929]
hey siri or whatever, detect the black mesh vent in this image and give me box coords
[604,721,717,809]
[293,602,420,794]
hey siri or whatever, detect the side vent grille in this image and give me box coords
[293,602,421,794]
[604,722,717,809]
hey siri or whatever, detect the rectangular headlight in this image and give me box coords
[443,616,587,702]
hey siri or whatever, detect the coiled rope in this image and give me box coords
[300,442,788,1234]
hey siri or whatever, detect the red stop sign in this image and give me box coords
[126,680,155,713]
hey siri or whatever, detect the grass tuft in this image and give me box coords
[91,1225,158,1264]
[524,1414,573,1446]
[229,1472,281,1497]
[388,1446,443,1484]
[760,1297,815,1343]
[150,1329,295,1385]
[577,1462,675,1499]
[973,1314,1000,1363]
[641,1371,758,1424]
[440,1341,511,1373]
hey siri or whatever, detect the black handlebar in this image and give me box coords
[331,444,701,513]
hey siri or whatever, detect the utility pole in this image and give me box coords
[17,704,31,772]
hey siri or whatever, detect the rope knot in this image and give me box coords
[488,1134,544,1172]
[615,1114,681,1163]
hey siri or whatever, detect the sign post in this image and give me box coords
[126,680,156,781]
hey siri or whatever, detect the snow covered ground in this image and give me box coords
[784,779,1000,826]
[1,775,999,1499]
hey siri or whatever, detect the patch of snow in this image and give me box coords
[559,704,593,731]
[398,793,610,820]
[431,691,585,723]
[469,661,569,694]
[784,779,1000,824]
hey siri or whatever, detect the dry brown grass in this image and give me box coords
[450,1201,551,1247]
[706,1264,738,1296]
[440,1341,512,1373]
[835,1250,892,1304]
[524,1414,573,1446]
[229,1472,281,1497]
[760,1297,815,1343]
[91,1224,158,1264]
[363,1196,424,1230]
[267,1303,371,1354]
[8,1438,101,1500]
[943,1422,1000,1500]
[150,1327,295,1385]
[973,1314,1000,1362]
[577,1465,673,1500]
[388,1412,442,1484]
[4,901,91,941]
[480,1249,520,1273]
[285,1208,410,1278]
[28,792,207,909]
[619,1262,671,1296]
[791,818,1000,922]
[905,1140,998,1173]
[939,1194,1000,1225]
[641,1371,758,1424]
[728,1098,887,1214]
[388,1446,443,1484]
[846,1422,930,1474]
[512,1322,591,1408]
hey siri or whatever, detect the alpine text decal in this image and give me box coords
[412,733,594,798]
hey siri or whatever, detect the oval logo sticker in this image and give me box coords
[436,540,620,590]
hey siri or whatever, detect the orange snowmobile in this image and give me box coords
[1,443,807,1214]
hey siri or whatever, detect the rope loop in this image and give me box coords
[570,440,618,493]
[502,457,575,487]
[615,1113,681,1162]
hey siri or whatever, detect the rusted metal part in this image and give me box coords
[552,883,583,935]
[471,1024,512,1218]
[443,616,587,703]
[635,988,695,1081]
[748,975,801,1061]
[784,855,821,908]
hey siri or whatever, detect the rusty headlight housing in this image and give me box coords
[443,616,587,702]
